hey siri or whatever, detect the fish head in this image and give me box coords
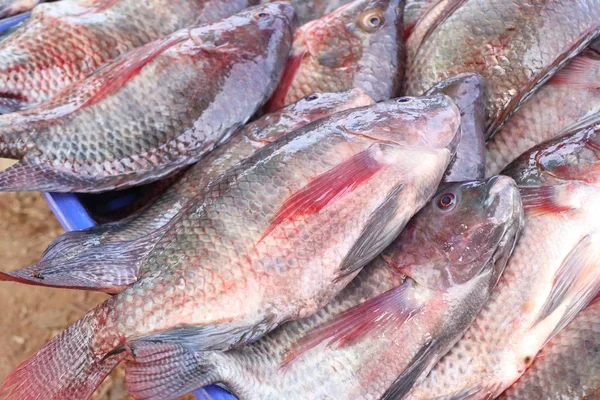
[385,175,523,291]
[503,125,600,188]
[297,0,404,100]
[288,89,375,120]
[190,2,297,55]
[339,93,461,153]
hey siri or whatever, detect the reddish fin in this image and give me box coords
[76,33,187,110]
[282,283,423,366]
[0,312,125,400]
[264,48,307,112]
[548,55,600,89]
[126,342,216,400]
[260,148,384,242]
[518,185,578,217]
[534,232,600,342]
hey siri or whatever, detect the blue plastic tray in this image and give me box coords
[0,9,235,400]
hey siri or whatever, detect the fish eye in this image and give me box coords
[254,11,274,24]
[437,193,456,211]
[306,93,320,101]
[359,10,385,32]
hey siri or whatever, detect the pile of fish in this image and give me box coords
[0,0,598,399]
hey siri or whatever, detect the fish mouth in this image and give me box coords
[483,176,524,285]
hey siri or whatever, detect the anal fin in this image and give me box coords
[126,342,218,400]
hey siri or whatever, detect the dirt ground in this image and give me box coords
[0,160,194,399]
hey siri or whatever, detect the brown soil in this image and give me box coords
[0,159,195,400]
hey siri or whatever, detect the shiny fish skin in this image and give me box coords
[136,177,522,400]
[486,49,600,175]
[0,95,459,400]
[406,0,600,138]
[410,126,600,399]
[0,3,295,193]
[427,73,486,181]
[0,89,374,292]
[266,0,404,111]
[403,0,437,38]
[0,0,258,113]
[499,297,600,400]
[260,0,353,25]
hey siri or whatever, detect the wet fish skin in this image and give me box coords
[427,72,486,181]
[266,0,404,111]
[0,0,259,113]
[486,47,600,175]
[0,3,296,193]
[261,0,354,25]
[0,89,375,292]
[403,0,437,38]
[406,0,600,138]
[410,125,600,399]
[128,176,522,400]
[499,295,600,400]
[0,95,459,400]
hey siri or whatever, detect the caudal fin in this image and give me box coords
[0,312,125,399]
[0,225,167,293]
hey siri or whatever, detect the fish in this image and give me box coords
[0,89,375,293]
[120,176,523,400]
[0,94,460,400]
[0,3,296,193]
[486,47,600,175]
[0,0,260,113]
[405,0,600,138]
[403,0,438,39]
[426,73,486,181]
[260,0,353,25]
[265,0,404,112]
[499,293,600,400]
[409,124,600,399]
[0,0,44,19]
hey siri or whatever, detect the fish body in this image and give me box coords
[427,73,486,181]
[406,0,600,137]
[486,49,600,175]
[0,3,295,192]
[266,0,404,111]
[0,0,258,113]
[499,295,600,400]
[127,176,523,400]
[0,0,44,19]
[0,95,460,400]
[0,89,375,292]
[410,125,600,399]
[403,0,438,41]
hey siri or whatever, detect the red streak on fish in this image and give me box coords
[260,148,383,242]
[265,49,306,112]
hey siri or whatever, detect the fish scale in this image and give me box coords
[0,90,373,294]
[499,297,600,399]
[0,3,295,192]
[406,0,600,138]
[0,95,459,400]
[265,0,404,111]
[409,126,600,399]
[136,176,522,400]
[0,0,259,113]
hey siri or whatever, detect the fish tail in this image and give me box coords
[0,311,125,400]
